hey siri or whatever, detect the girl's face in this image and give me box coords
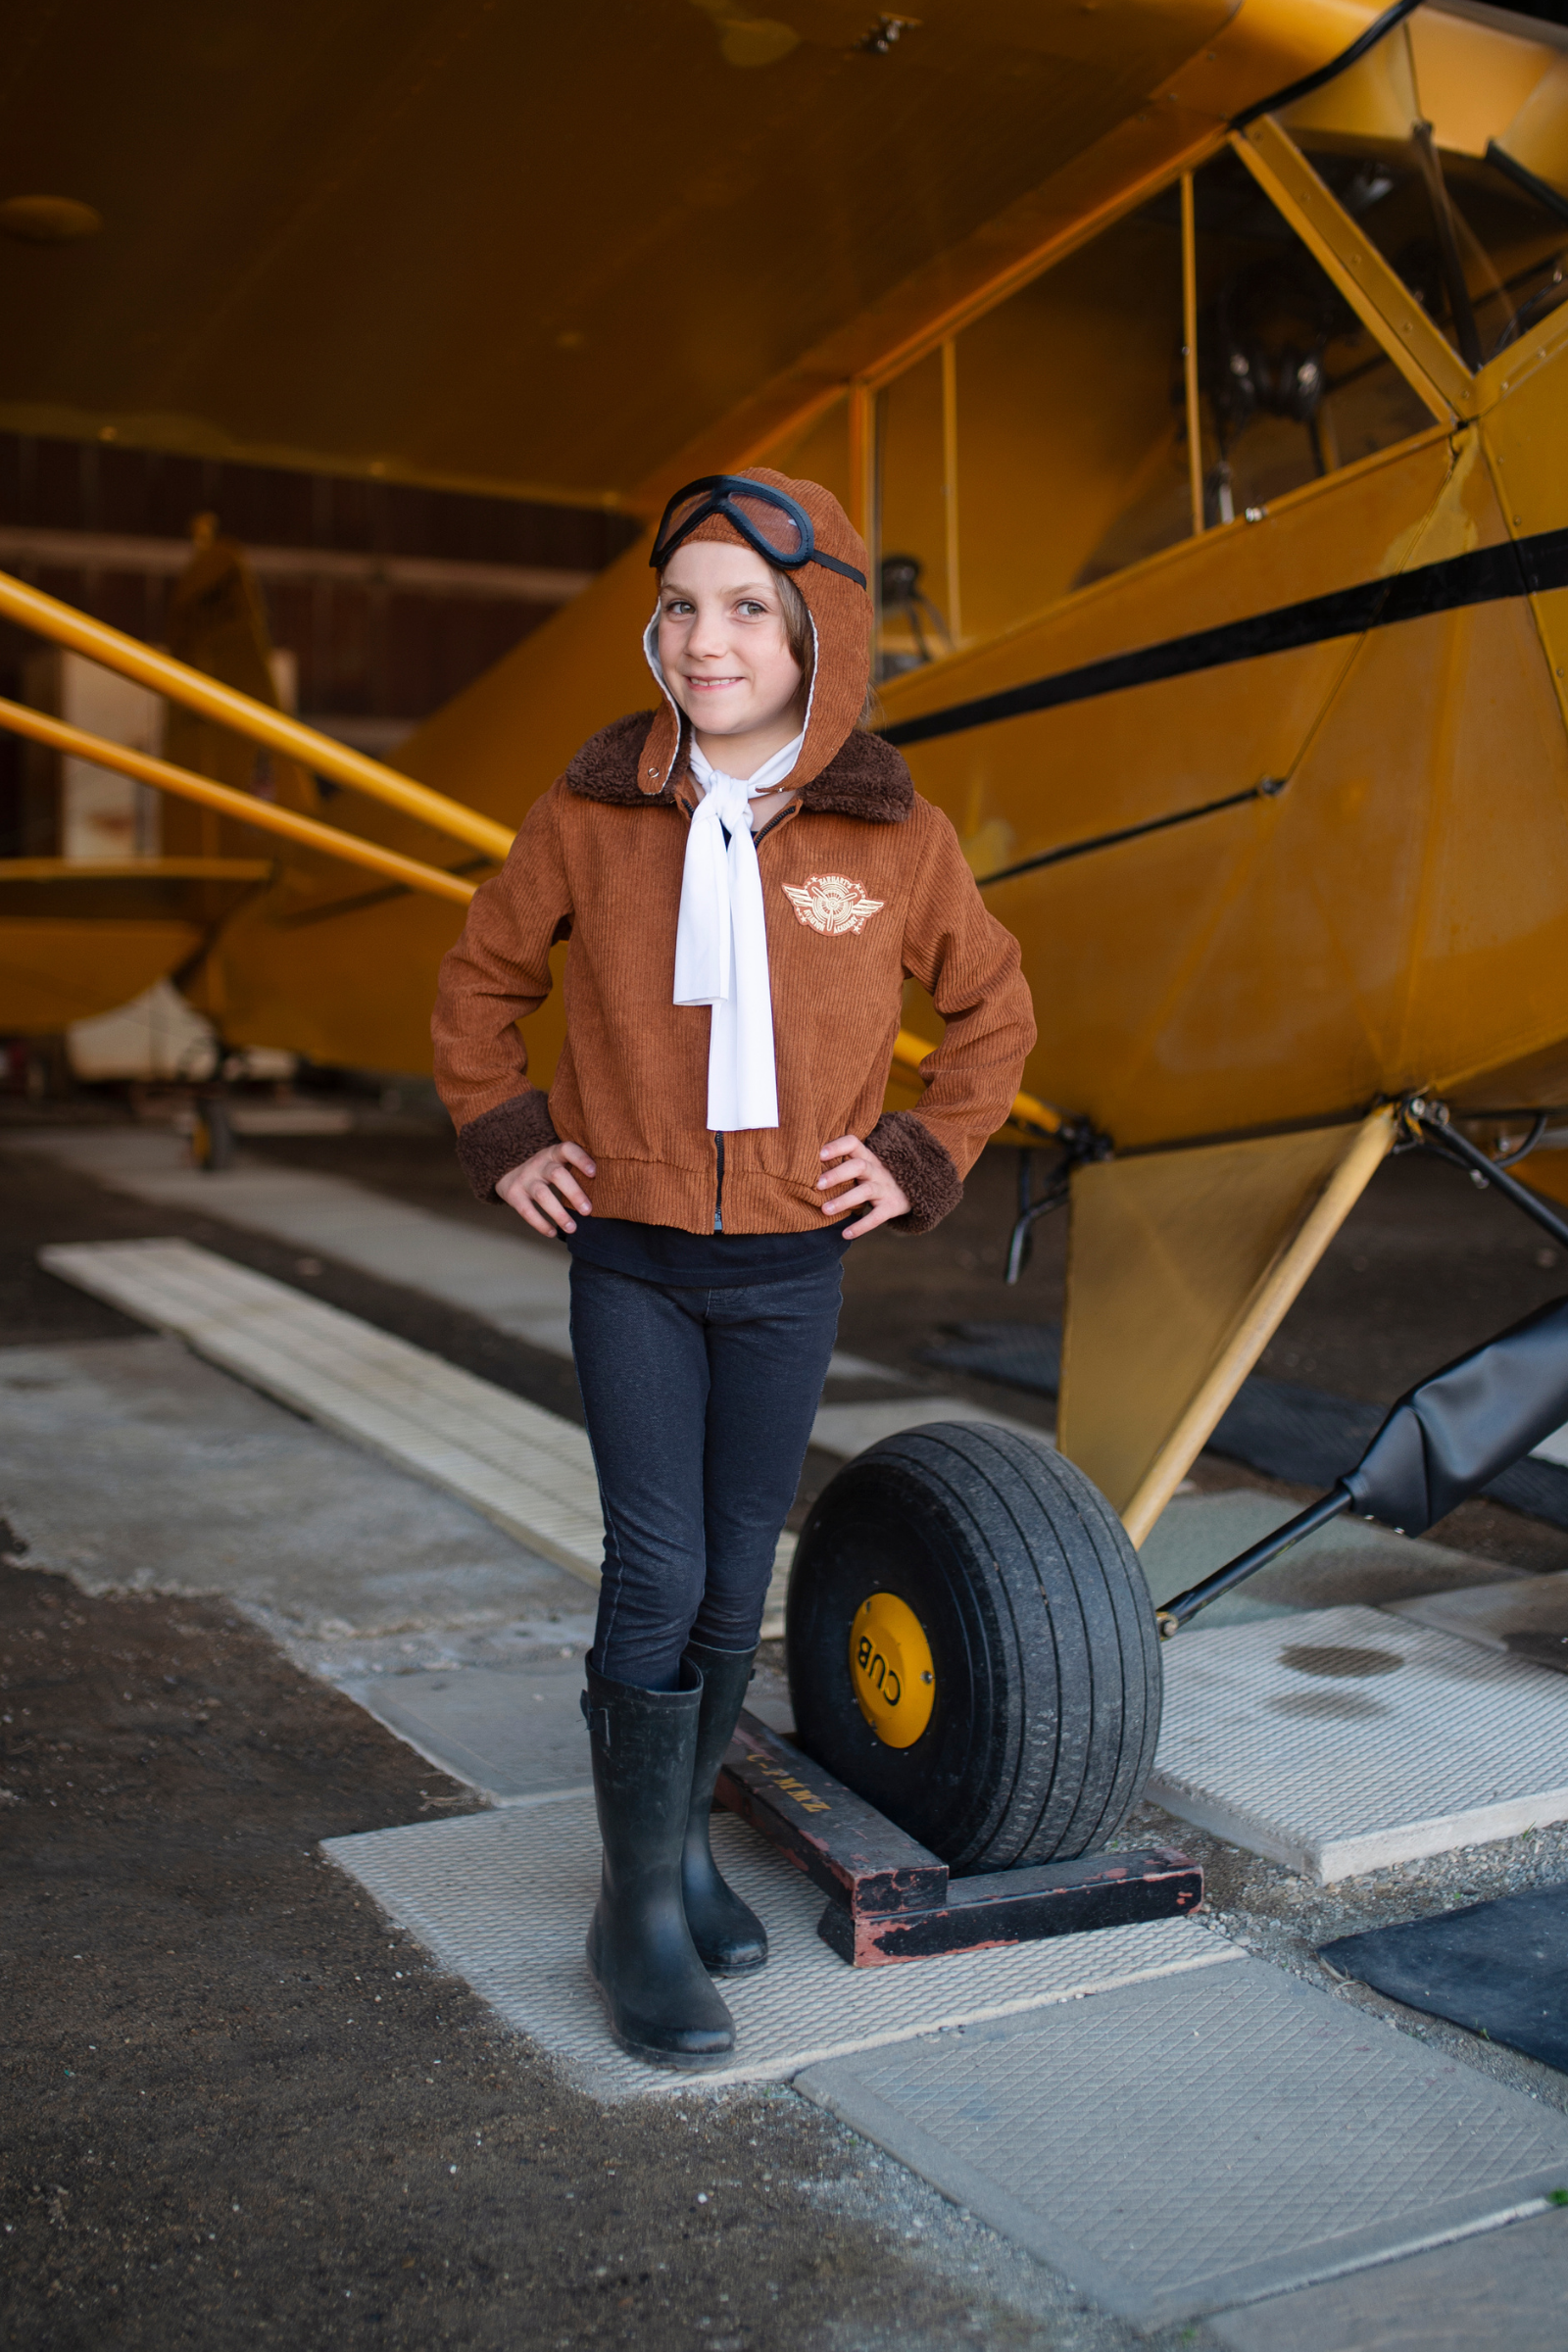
[657,539,806,747]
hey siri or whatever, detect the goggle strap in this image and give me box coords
[808,549,868,589]
[650,523,867,593]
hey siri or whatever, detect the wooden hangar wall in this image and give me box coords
[0,433,636,863]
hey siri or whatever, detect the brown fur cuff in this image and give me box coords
[455,1090,560,1203]
[863,1110,962,1235]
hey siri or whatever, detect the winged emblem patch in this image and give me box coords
[781,873,886,937]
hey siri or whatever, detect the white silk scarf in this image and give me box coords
[644,612,804,1133]
[672,730,802,1132]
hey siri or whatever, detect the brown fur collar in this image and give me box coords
[563,712,677,807]
[563,711,912,824]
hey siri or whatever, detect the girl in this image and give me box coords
[432,469,1034,2067]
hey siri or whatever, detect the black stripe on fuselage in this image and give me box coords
[976,779,1285,888]
[882,525,1568,752]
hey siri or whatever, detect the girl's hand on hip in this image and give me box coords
[496,1140,597,1237]
[817,1134,909,1240]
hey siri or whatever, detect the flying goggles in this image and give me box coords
[650,474,867,587]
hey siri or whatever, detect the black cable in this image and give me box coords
[1487,138,1568,229]
[1415,1112,1568,1253]
[1494,1112,1549,1170]
[1231,0,1426,133]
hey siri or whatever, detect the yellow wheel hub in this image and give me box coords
[849,1591,935,1748]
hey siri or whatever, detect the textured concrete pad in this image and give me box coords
[1151,1604,1568,1879]
[1142,1493,1513,1627]
[323,1799,1237,2099]
[1209,2207,1568,2352]
[0,1335,586,1645]
[798,1960,1568,2328]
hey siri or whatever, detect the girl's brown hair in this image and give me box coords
[770,562,881,729]
[769,563,815,687]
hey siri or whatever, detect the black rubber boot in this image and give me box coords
[681,1642,768,1975]
[582,1659,736,2069]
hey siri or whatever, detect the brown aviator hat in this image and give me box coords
[637,466,873,800]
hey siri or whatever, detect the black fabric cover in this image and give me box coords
[922,1320,1568,1533]
[1344,1296,1568,1533]
[1320,1887,1568,2076]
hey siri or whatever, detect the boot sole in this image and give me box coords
[588,1968,735,2071]
[700,1949,767,1977]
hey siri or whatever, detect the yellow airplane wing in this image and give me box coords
[1,0,1344,507]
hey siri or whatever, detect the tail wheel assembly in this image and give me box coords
[784,1422,1163,1872]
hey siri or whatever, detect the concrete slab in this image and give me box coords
[1151,1604,1568,1879]
[10,1126,903,1387]
[798,1960,1568,2329]
[334,1653,795,1802]
[0,1335,589,1647]
[1141,1492,1515,1627]
[40,1238,800,1634]
[1388,1571,1568,1668]
[809,1396,1053,1457]
[322,1798,1238,2099]
[11,1126,580,1354]
[1208,2206,1568,2352]
[283,1613,599,1683]
[40,1234,611,1565]
[339,1660,593,1806]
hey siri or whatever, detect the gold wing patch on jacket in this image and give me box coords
[781,874,886,936]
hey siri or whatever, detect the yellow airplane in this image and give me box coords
[2,0,1566,1547]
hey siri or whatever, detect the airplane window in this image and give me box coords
[1187,147,1432,531]
[862,34,1504,665]
[1281,25,1568,371]
[923,193,1188,650]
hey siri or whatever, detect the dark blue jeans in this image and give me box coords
[569,1256,844,1690]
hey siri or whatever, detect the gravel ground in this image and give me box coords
[0,1556,1225,2352]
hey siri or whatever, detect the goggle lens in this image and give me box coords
[662,488,717,545]
[726,490,807,561]
[656,479,808,566]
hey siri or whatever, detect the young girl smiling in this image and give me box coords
[433,469,1034,2067]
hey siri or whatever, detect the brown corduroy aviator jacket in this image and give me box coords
[431,469,1035,1237]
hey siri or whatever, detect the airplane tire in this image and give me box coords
[784,1422,1161,1874]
